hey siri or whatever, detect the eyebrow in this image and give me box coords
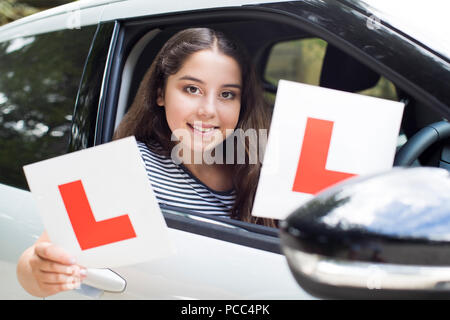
[178,75,241,89]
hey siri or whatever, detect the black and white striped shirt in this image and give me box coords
[137,141,235,216]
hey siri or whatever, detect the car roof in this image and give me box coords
[356,0,450,61]
[0,0,449,60]
[0,0,283,32]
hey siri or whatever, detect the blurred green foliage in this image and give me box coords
[0,0,39,26]
[0,0,75,26]
[266,38,328,87]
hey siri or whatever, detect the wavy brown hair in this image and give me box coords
[114,28,275,228]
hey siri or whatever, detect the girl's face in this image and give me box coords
[157,49,242,154]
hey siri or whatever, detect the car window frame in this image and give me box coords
[91,3,449,254]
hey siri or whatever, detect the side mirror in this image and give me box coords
[280,167,450,299]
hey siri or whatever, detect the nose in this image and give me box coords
[197,94,216,119]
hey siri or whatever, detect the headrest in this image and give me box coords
[319,44,380,92]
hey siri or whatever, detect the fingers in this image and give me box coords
[37,279,82,296]
[31,242,87,276]
[30,242,87,296]
[37,267,87,294]
[38,260,80,275]
[39,271,81,287]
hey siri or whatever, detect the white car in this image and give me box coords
[0,0,449,300]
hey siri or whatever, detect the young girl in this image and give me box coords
[17,27,274,298]
[115,28,274,225]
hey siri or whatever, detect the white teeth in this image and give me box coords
[192,125,215,133]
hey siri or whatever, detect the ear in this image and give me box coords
[156,88,165,107]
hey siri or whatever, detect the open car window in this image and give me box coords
[103,5,447,253]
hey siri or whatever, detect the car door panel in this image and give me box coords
[0,184,43,299]
[105,228,313,299]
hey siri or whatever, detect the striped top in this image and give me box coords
[137,140,236,216]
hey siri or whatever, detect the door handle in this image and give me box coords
[82,268,126,293]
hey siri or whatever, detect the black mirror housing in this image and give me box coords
[280,167,450,299]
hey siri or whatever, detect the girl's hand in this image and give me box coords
[28,242,87,296]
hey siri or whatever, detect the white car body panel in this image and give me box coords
[0,178,311,300]
[0,184,43,299]
[360,0,450,59]
[48,228,313,300]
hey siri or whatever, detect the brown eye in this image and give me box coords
[221,91,235,99]
[185,85,201,95]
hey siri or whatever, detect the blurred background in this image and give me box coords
[0,0,75,26]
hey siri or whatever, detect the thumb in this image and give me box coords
[34,242,76,265]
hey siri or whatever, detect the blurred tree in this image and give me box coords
[0,0,75,26]
[0,24,97,188]
[17,0,73,8]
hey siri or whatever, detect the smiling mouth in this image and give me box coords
[188,123,219,134]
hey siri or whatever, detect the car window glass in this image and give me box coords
[264,38,398,103]
[0,26,96,189]
[358,77,397,101]
[265,38,327,87]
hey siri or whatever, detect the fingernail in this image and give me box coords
[80,268,87,277]
[70,257,77,265]
[72,265,80,275]
[66,282,75,290]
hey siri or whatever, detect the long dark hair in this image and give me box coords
[114,28,275,227]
